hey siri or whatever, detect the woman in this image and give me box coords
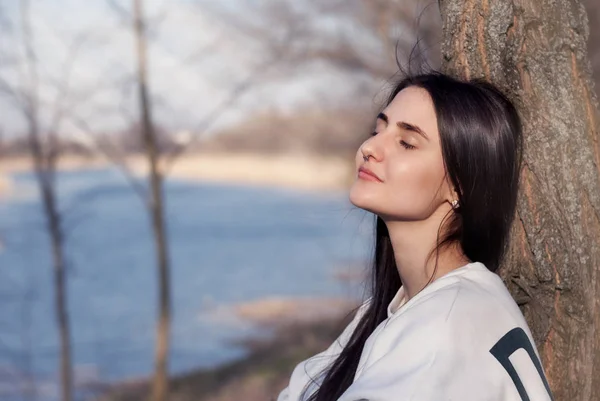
[276,71,555,401]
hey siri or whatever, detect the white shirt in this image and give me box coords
[276,261,554,401]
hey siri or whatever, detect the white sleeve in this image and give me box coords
[276,297,373,401]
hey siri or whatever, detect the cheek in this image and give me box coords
[350,154,445,219]
[387,156,446,214]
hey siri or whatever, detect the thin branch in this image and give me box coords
[0,78,26,110]
[106,0,131,24]
[68,115,149,204]
[161,44,284,172]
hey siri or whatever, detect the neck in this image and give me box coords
[382,207,471,300]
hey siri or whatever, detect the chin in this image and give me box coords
[349,182,380,213]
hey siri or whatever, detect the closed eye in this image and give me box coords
[400,140,416,150]
[371,132,416,150]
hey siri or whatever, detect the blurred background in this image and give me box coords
[0,1,599,401]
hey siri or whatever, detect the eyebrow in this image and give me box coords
[377,112,430,141]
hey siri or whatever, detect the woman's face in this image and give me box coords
[349,86,453,220]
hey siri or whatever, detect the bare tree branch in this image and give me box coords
[162,54,279,171]
[68,115,148,203]
[106,0,131,23]
[193,0,440,79]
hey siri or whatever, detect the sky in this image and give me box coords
[0,0,377,141]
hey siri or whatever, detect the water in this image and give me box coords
[0,168,373,399]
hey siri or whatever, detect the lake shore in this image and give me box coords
[0,152,355,195]
[94,296,362,401]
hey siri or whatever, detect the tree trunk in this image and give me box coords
[20,1,73,400]
[132,1,172,401]
[42,168,72,401]
[439,0,600,399]
[28,125,72,401]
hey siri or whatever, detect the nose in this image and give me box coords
[360,135,382,162]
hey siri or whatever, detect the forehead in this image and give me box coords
[381,86,439,141]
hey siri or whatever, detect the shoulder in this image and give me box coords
[445,267,535,350]
[432,273,553,400]
[345,266,554,401]
[416,268,553,400]
[378,265,538,368]
[396,265,538,355]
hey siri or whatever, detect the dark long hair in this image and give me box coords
[300,71,524,401]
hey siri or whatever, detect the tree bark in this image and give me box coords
[439,0,600,399]
[132,1,172,401]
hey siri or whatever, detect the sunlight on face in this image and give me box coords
[349,86,450,221]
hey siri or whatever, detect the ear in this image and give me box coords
[443,174,462,205]
[451,185,461,201]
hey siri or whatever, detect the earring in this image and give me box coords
[451,199,459,209]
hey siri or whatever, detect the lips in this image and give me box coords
[358,166,383,182]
